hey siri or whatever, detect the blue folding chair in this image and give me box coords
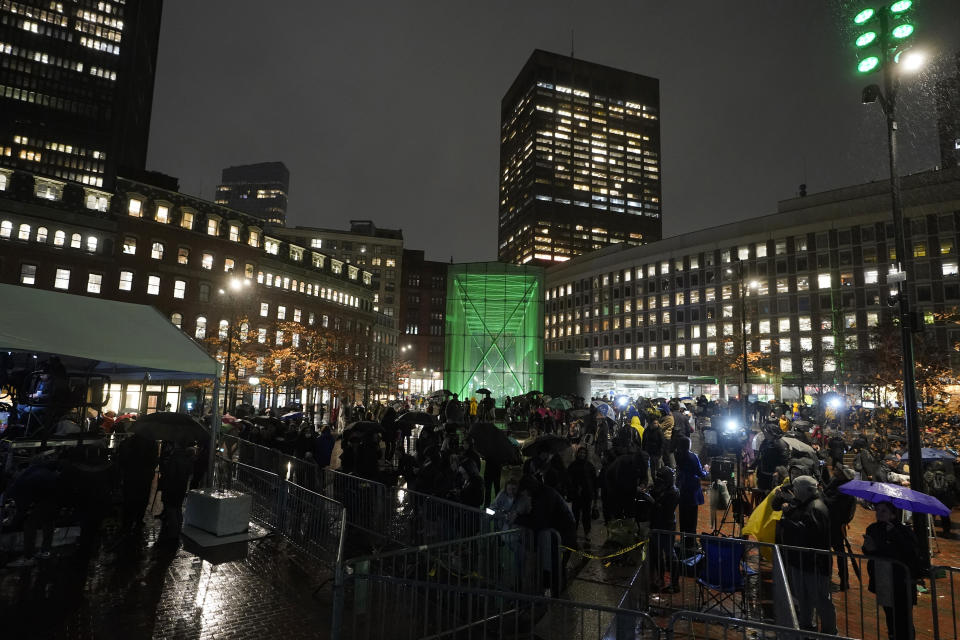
[695,536,758,617]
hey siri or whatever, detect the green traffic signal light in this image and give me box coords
[889,0,912,14]
[855,31,878,47]
[891,23,915,39]
[853,8,875,24]
[858,55,881,73]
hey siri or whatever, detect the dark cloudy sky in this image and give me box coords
[147,1,960,263]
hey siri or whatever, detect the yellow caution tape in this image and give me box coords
[561,539,647,561]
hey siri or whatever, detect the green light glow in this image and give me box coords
[891,23,914,39]
[889,1,912,14]
[855,31,877,47]
[853,8,875,24]
[858,56,881,73]
[444,262,544,402]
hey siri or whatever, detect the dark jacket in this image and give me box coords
[516,483,576,548]
[776,494,832,574]
[676,450,706,506]
[823,476,856,533]
[864,520,921,604]
[642,424,665,458]
[566,457,597,503]
[314,431,335,467]
[650,482,680,530]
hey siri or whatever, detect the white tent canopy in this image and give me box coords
[0,283,218,376]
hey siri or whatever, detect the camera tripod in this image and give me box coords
[711,452,751,536]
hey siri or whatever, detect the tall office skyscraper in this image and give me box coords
[936,52,960,170]
[498,50,662,265]
[0,0,164,188]
[215,161,289,225]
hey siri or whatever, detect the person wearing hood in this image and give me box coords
[314,426,335,468]
[772,475,837,636]
[863,501,921,640]
[650,466,681,592]
[566,446,597,539]
[823,464,857,591]
[674,435,706,539]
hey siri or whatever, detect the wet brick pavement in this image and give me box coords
[0,516,334,639]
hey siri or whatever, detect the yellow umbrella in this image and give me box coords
[742,478,791,560]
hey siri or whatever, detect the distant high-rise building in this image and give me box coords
[498,49,662,265]
[936,52,960,170]
[215,162,289,225]
[0,0,164,189]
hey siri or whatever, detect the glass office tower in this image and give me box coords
[444,262,544,402]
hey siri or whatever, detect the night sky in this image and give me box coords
[147,1,960,263]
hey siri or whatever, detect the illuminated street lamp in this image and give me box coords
[849,1,928,564]
[219,276,251,415]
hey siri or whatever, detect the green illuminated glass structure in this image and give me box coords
[444,262,544,402]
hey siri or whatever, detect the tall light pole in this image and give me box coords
[728,263,758,429]
[850,1,929,564]
[218,276,251,415]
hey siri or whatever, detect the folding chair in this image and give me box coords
[695,536,757,617]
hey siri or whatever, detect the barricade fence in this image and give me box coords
[642,529,917,640]
[214,457,346,571]
[340,528,562,598]
[331,574,662,640]
[220,433,503,548]
[929,565,960,640]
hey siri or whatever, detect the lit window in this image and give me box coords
[738,247,749,260]
[201,253,213,270]
[85,193,108,212]
[181,211,194,230]
[147,275,160,295]
[864,269,878,284]
[866,312,879,327]
[171,313,182,329]
[778,318,791,332]
[265,239,279,255]
[87,273,102,294]
[156,205,169,223]
[177,247,189,265]
[173,280,186,299]
[798,316,811,331]
[86,236,98,252]
[54,268,70,290]
[17,223,30,240]
[20,264,37,285]
[224,258,235,273]
[913,242,926,258]
[277,306,286,320]
[119,271,133,291]
[128,198,142,217]
[780,338,792,352]
[260,302,269,317]
[677,344,686,357]
[258,328,267,343]
[293,308,302,323]
[70,233,82,249]
[796,276,809,291]
[818,273,831,289]
[691,343,701,356]
[36,227,47,243]
[122,237,137,254]
[207,218,219,236]
[755,243,767,258]
[780,357,792,373]
[943,262,958,277]
[760,339,771,352]
[151,242,164,260]
[249,229,260,247]
[800,336,813,351]
[0,221,10,238]
[219,320,229,340]
[229,225,240,242]
[195,317,207,340]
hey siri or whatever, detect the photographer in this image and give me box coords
[772,475,836,636]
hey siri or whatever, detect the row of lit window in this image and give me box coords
[590,347,833,374]
[3,1,69,28]
[0,80,100,118]
[0,39,85,73]
[1,219,97,250]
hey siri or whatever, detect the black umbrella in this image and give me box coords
[568,408,590,419]
[342,420,384,441]
[522,434,571,458]
[396,411,438,426]
[252,416,284,430]
[130,412,208,443]
[525,390,543,397]
[475,388,492,395]
[430,389,453,397]
[467,422,521,465]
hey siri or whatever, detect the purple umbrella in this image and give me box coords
[837,479,951,517]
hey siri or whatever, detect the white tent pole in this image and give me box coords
[208,370,222,489]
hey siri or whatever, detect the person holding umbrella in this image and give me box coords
[862,501,921,640]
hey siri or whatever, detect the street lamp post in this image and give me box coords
[219,276,251,416]
[850,1,928,564]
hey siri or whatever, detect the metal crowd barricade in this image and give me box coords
[665,610,857,640]
[331,574,661,640]
[642,529,919,640]
[339,528,561,597]
[929,564,960,640]
[215,457,281,528]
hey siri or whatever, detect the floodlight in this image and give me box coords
[853,7,875,24]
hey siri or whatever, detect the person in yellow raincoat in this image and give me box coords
[743,476,793,560]
[630,415,645,441]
